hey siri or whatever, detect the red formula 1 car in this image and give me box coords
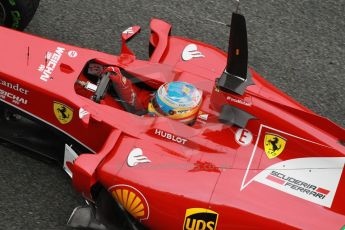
[0,2,344,230]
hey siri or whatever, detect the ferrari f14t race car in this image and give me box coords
[0,1,344,229]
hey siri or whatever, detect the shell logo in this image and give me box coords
[109,184,150,221]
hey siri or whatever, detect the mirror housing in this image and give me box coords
[120,26,141,63]
[121,26,140,41]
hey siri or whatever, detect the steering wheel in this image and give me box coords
[93,71,111,103]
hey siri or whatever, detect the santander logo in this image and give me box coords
[123,27,134,35]
[182,44,205,61]
[127,148,151,167]
[78,108,89,119]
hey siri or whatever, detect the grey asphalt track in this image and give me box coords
[0,0,344,229]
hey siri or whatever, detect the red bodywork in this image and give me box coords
[0,17,344,230]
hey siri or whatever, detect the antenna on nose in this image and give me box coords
[235,0,240,13]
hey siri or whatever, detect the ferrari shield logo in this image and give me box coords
[53,102,73,124]
[264,133,286,159]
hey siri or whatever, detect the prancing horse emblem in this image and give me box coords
[53,102,73,124]
[264,133,286,159]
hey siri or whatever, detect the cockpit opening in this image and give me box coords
[74,60,203,125]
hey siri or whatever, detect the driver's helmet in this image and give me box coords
[148,81,203,124]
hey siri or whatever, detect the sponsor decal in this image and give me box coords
[226,96,252,107]
[127,148,151,167]
[176,109,190,114]
[240,124,345,208]
[247,156,345,207]
[67,50,78,58]
[183,208,218,230]
[235,128,253,146]
[38,47,65,82]
[0,89,27,105]
[154,129,187,145]
[264,133,286,159]
[123,27,134,35]
[53,102,73,124]
[0,79,29,95]
[109,184,149,221]
[182,44,205,61]
[78,107,89,119]
[267,171,329,200]
[198,111,209,121]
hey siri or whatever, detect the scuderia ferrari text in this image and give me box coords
[269,171,329,199]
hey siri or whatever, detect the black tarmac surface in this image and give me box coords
[0,0,344,229]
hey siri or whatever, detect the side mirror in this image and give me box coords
[120,26,141,60]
